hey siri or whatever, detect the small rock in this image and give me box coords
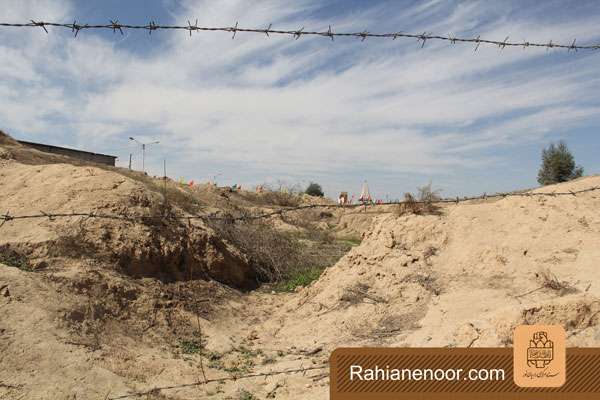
[398,254,411,267]
[265,381,282,398]
[35,261,48,270]
[303,346,323,356]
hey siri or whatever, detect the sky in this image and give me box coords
[1,0,600,200]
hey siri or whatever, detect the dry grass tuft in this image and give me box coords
[396,183,442,216]
[537,270,575,293]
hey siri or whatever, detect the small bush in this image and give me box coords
[537,141,583,186]
[305,182,324,197]
[237,189,301,207]
[261,190,301,207]
[396,182,442,216]
[209,218,306,283]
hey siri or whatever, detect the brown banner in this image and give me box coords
[330,347,600,400]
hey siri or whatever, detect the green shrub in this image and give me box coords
[537,141,583,186]
[275,267,323,292]
[305,182,324,197]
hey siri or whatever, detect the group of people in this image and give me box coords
[338,181,376,206]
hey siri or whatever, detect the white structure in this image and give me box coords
[359,181,372,203]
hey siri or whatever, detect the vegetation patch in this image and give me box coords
[237,389,258,400]
[0,248,31,271]
[337,236,362,247]
[178,339,204,354]
[275,267,323,292]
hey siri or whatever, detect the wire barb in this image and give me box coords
[0,210,11,228]
[569,38,578,52]
[473,35,481,52]
[110,19,123,35]
[325,25,334,41]
[147,20,158,35]
[30,19,48,33]
[294,26,304,40]
[418,31,428,48]
[231,21,238,39]
[264,23,272,37]
[70,20,87,37]
[186,19,198,36]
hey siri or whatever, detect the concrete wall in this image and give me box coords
[18,141,117,166]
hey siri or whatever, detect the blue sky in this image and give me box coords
[1,0,600,199]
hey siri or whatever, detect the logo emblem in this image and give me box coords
[514,325,566,388]
[527,331,554,368]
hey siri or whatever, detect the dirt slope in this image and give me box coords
[0,146,257,289]
[266,176,600,354]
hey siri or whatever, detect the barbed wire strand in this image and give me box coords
[0,20,598,51]
[108,365,328,399]
[0,186,598,227]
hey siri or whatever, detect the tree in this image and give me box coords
[305,182,324,197]
[537,141,583,186]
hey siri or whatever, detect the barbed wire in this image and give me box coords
[0,185,598,228]
[0,20,598,51]
[108,365,328,399]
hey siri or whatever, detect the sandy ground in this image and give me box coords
[271,176,600,353]
[2,141,600,399]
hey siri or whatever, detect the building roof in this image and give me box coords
[17,140,117,159]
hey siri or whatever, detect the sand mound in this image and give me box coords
[0,158,257,289]
[263,176,600,351]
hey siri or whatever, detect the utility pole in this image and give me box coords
[163,159,167,206]
[128,153,132,170]
[129,137,159,173]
